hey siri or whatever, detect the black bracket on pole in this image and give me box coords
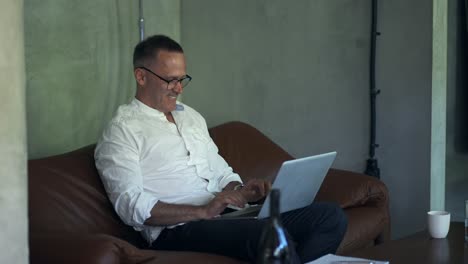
[365,0,381,178]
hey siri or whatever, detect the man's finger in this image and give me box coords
[224,196,244,208]
[252,180,266,196]
[264,181,272,194]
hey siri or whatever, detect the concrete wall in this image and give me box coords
[181,0,371,171]
[181,0,433,238]
[24,0,180,159]
[377,1,433,238]
[0,1,29,263]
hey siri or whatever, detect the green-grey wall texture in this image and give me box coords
[0,0,29,262]
[180,0,433,239]
[24,0,180,159]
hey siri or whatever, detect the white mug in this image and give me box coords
[427,211,450,239]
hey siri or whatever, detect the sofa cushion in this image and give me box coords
[30,233,244,264]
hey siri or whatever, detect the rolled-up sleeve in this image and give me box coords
[95,123,158,230]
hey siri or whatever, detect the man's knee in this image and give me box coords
[311,202,347,234]
[333,203,347,229]
[324,202,347,238]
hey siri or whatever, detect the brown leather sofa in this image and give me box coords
[29,121,390,264]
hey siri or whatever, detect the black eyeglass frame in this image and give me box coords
[136,66,192,89]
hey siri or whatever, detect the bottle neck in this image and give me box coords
[465,200,468,218]
[270,189,281,220]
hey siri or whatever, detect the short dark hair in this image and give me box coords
[133,35,183,68]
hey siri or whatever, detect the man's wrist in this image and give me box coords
[233,183,244,191]
[223,181,244,191]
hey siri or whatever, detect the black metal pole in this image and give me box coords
[365,0,381,178]
[139,0,145,42]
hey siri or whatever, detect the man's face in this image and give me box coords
[136,50,186,113]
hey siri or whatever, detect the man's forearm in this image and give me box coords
[144,201,206,226]
[144,181,243,226]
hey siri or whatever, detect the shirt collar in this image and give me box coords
[132,98,167,119]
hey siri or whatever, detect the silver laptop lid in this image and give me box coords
[257,151,337,219]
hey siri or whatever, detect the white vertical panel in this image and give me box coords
[0,0,29,263]
[431,0,448,211]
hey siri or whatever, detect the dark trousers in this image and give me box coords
[152,202,347,263]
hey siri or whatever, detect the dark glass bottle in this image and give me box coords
[257,189,293,264]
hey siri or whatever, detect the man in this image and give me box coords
[95,34,347,263]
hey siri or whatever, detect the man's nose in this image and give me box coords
[172,82,183,94]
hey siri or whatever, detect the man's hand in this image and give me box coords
[199,179,272,219]
[239,178,272,203]
[200,190,247,219]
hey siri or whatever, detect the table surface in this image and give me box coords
[349,222,467,264]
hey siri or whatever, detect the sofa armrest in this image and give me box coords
[30,233,154,264]
[30,233,246,264]
[315,168,389,210]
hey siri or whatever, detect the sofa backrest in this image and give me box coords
[209,121,293,183]
[28,145,145,247]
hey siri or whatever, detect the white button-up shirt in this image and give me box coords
[95,98,242,244]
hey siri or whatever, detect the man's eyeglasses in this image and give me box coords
[137,66,192,90]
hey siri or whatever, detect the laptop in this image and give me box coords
[214,151,337,220]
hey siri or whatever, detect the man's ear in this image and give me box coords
[134,68,146,86]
